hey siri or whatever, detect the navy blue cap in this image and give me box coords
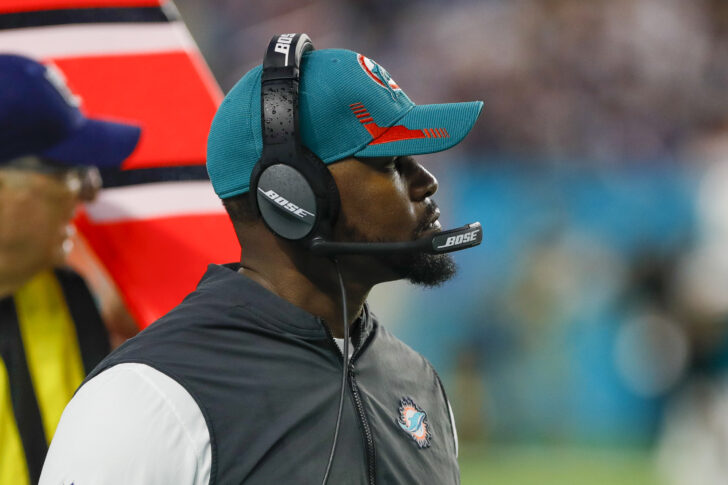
[0,54,141,168]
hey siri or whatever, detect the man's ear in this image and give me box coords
[222,192,258,225]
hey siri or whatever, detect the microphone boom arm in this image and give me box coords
[307,222,482,255]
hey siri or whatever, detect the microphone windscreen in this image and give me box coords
[429,223,482,254]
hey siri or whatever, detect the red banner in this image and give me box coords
[0,0,163,13]
[54,52,220,168]
[0,0,239,327]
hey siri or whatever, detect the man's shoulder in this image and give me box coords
[367,317,437,372]
[41,362,211,485]
[86,268,327,383]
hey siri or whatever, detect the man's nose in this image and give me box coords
[404,159,438,201]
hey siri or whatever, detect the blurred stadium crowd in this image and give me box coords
[180,0,728,162]
[174,0,728,482]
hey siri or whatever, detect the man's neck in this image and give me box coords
[237,261,370,339]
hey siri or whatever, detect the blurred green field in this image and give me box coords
[459,443,660,485]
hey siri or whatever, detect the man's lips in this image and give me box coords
[422,217,441,233]
[416,204,441,236]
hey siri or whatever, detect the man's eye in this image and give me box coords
[362,157,398,172]
[383,157,401,172]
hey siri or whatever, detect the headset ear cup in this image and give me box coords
[253,161,320,240]
[249,149,338,242]
[301,147,340,227]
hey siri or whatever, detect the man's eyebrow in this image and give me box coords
[356,155,417,167]
[357,156,395,164]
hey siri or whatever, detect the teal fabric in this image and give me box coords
[206,49,483,198]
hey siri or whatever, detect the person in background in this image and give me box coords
[0,54,141,485]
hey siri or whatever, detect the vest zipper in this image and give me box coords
[347,364,376,485]
[320,320,376,484]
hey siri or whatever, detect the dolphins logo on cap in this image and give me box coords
[357,54,401,100]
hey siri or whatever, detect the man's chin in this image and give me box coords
[390,251,457,288]
[339,222,457,287]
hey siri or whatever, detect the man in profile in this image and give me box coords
[0,54,140,484]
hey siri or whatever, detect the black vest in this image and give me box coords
[84,264,459,484]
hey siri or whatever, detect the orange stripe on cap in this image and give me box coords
[366,124,428,145]
[350,103,434,145]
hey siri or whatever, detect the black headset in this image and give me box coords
[249,33,483,256]
[249,33,341,246]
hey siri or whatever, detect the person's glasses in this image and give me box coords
[0,156,101,202]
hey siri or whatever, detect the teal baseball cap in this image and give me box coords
[207,48,483,199]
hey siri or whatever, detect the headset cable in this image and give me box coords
[321,257,350,485]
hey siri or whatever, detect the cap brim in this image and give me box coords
[41,117,141,169]
[353,101,483,159]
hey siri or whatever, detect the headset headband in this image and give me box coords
[260,33,314,168]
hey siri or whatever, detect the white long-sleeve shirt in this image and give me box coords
[39,363,211,485]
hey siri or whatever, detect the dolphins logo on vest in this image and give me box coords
[397,397,431,448]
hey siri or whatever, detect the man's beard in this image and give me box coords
[340,208,457,287]
[391,248,457,287]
